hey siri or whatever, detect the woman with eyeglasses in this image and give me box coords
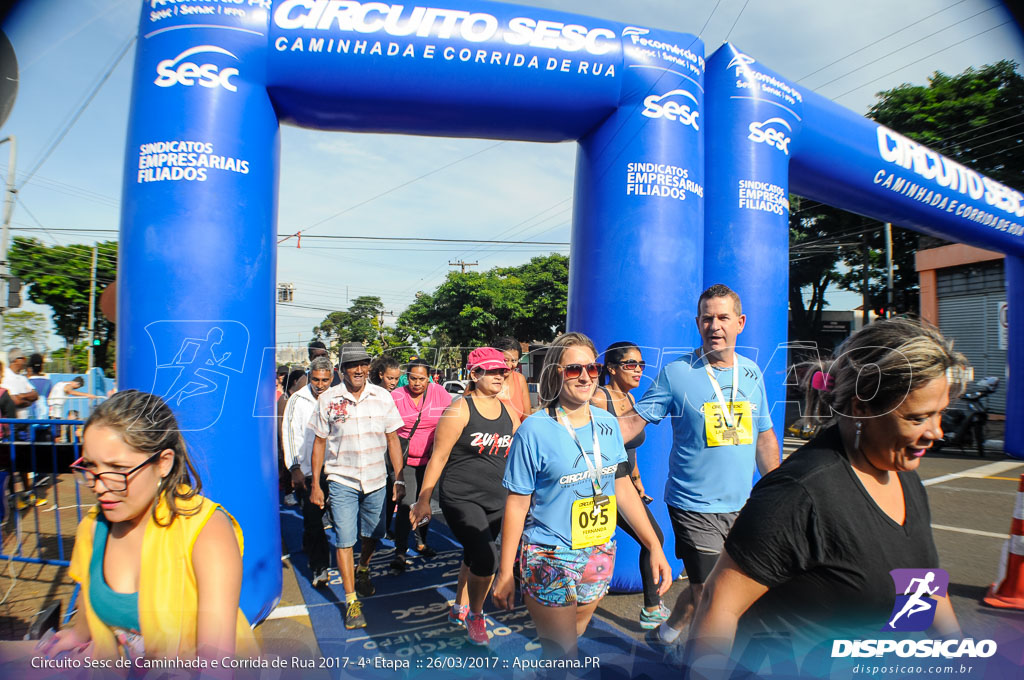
[492,333,672,661]
[591,341,669,630]
[409,348,518,646]
[39,390,257,663]
[390,357,452,572]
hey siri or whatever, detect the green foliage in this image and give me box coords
[789,60,1024,327]
[3,309,51,351]
[399,253,568,354]
[7,238,116,370]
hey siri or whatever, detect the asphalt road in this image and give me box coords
[593,438,1024,647]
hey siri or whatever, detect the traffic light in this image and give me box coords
[6,276,21,309]
[92,339,101,346]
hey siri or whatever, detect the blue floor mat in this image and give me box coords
[280,507,669,679]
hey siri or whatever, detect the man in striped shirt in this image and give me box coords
[310,343,405,630]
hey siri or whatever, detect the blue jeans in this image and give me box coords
[327,481,385,549]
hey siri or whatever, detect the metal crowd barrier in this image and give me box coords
[0,418,86,626]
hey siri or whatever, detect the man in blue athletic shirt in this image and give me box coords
[618,284,781,655]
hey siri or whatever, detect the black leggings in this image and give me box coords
[617,501,666,608]
[440,500,503,577]
[393,464,430,555]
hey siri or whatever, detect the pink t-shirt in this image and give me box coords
[392,382,453,467]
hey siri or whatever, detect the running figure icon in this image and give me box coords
[159,328,233,406]
[888,571,939,629]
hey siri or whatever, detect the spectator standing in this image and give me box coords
[26,354,53,443]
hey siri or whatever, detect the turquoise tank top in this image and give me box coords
[88,518,140,632]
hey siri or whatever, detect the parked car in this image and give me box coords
[443,380,468,395]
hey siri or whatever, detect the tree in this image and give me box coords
[788,60,1024,323]
[398,254,569,353]
[8,238,116,371]
[3,309,51,351]
[312,295,385,352]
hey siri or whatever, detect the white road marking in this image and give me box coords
[923,461,1024,487]
[266,604,309,620]
[931,524,1008,540]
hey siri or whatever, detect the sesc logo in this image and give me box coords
[748,117,792,155]
[641,89,700,131]
[154,45,240,93]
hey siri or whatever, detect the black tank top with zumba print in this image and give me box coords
[439,396,515,512]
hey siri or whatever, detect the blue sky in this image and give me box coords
[2,0,1022,350]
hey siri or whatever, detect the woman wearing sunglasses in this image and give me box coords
[493,333,672,660]
[408,348,518,646]
[39,390,257,663]
[592,341,669,630]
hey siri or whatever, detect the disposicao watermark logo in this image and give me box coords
[831,568,998,660]
[885,568,948,632]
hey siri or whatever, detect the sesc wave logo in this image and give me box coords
[727,52,756,70]
[748,117,792,155]
[641,89,700,131]
[621,26,650,38]
[154,45,240,92]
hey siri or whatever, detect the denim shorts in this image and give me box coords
[519,541,615,607]
[327,481,385,549]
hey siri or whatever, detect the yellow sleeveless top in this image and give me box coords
[69,492,260,659]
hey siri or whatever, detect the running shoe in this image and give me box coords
[639,603,672,629]
[15,493,47,510]
[355,567,375,597]
[311,568,329,588]
[644,628,685,668]
[283,493,298,507]
[344,600,366,629]
[414,543,437,559]
[389,554,408,573]
[448,604,468,628]
[466,612,488,646]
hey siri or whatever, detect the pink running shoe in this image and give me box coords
[448,604,468,627]
[466,612,488,646]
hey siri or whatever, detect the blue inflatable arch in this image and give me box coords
[120,1,1023,615]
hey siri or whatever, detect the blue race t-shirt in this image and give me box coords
[634,350,773,513]
[503,407,628,549]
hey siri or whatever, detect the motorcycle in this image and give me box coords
[936,376,1000,457]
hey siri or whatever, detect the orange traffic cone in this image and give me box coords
[983,474,1024,609]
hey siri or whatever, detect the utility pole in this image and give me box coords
[0,136,16,350]
[884,223,894,318]
[861,233,871,328]
[448,260,478,274]
[87,244,97,398]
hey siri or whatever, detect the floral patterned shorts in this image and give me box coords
[519,540,616,607]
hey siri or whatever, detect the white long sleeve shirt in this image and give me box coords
[282,384,320,477]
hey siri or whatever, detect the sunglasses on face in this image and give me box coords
[559,363,602,380]
[616,360,646,371]
[70,452,162,493]
[474,367,511,377]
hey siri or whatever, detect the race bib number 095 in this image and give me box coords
[571,496,617,549]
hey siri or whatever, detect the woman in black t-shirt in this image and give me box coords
[686,318,969,672]
[409,347,519,647]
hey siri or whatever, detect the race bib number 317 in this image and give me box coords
[703,401,753,447]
